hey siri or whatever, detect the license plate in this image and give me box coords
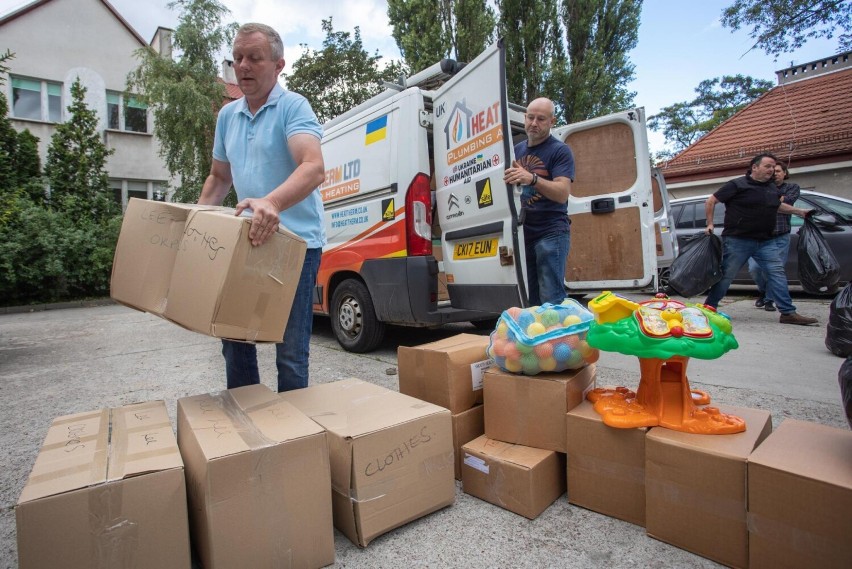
[453,238,498,260]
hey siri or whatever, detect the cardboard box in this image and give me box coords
[16,401,190,569]
[177,385,334,569]
[483,364,596,453]
[281,379,455,547]
[111,198,307,342]
[452,404,485,480]
[110,199,216,315]
[566,401,647,526]
[747,419,852,569]
[645,406,772,569]
[461,435,566,519]
[398,333,491,414]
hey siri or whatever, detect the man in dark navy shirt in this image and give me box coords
[503,97,575,306]
[703,153,816,325]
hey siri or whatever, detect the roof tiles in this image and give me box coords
[660,67,852,181]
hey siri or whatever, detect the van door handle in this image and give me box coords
[591,198,615,214]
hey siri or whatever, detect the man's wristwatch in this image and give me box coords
[530,173,538,186]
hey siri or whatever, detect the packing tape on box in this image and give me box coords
[23,411,110,490]
[208,390,279,451]
[646,478,745,522]
[747,513,837,554]
[569,454,644,485]
[88,480,140,568]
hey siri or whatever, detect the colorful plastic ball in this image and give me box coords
[546,324,561,332]
[552,342,572,362]
[503,342,521,360]
[490,338,507,357]
[565,334,580,348]
[563,314,582,327]
[526,322,546,337]
[583,349,600,364]
[503,357,522,373]
[507,307,522,320]
[541,309,561,327]
[578,341,594,358]
[539,356,557,372]
[496,321,509,338]
[516,341,534,354]
[518,311,535,329]
[521,352,539,368]
[506,329,517,343]
[534,341,554,358]
[494,356,506,369]
[565,350,585,368]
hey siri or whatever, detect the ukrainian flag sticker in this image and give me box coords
[365,115,388,145]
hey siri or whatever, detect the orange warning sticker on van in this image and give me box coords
[453,238,498,260]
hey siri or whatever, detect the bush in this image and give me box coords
[0,195,121,306]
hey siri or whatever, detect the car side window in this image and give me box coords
[694,204,707,228]
[674,204,693,229]
[713,204,725,225]
[791,198,806,226]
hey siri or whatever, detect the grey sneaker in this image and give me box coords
[779,312,818,326]
[764,300,776,312]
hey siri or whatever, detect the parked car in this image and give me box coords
[661,191,852,294]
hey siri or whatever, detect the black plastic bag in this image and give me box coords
[797,217,840,294]
[826,282,852,358]
[839,356,852,428]
[668,233,722,297]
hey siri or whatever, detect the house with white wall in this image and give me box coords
[1,0,171,207]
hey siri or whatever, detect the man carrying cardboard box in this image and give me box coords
[198,22,325,392]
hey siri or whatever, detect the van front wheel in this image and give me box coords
[331,279,385,353]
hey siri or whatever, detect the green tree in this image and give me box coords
[0,91,17,193]
[16,130,41,182]
[559,0,641,123]
[284,18,406,123]
[128,0,238,204]
[388,0,496,72]
[497,0,565,106]
[721,0,852,57]
[44,78,115,222]
[649,74,773,155]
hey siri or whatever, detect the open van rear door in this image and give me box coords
[553,109,658,291]
[431,40,528,311]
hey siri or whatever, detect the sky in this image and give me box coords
[1,0,843,153]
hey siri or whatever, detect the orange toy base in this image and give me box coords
[587,357,746,435]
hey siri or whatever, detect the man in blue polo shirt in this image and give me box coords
[198,23,326,391]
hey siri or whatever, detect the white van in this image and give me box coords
[315,40,675,352]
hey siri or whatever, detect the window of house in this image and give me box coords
[11,77,62,122]
[127,181,149,201]
[110,180,124,207]
[106,91,148,133]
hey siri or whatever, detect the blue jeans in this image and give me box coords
[747,233,791,301]
[222,247,321,392]
[705,236,796,314]
[525,231,570,306]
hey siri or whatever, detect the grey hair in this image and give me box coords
[237,23,284,60]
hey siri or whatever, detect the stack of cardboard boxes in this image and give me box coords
[399,333,596,520]
[398,332,852,568]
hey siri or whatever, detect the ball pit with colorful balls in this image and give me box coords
[486,299,600,375]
